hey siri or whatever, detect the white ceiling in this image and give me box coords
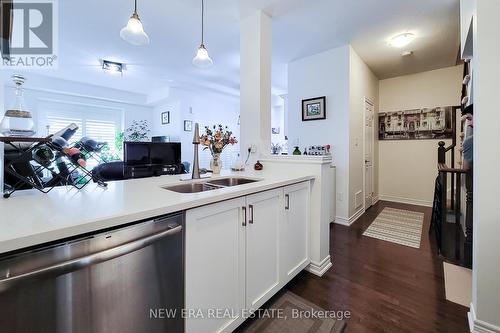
[35,0,460,98]
[270,0,460,81]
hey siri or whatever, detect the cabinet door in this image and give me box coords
[185,197,246,333]
[245,188,282,311]
[281,182,310,282]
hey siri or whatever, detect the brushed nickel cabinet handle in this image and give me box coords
[285,194,290,210]
[242,206,247,226]
[249,205,254,224]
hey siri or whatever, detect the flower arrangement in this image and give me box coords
[200,124,238,155]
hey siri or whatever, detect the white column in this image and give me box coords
[471,0,500,331]
[240,10,272,162]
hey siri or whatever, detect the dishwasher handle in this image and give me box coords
[0,225,182,291]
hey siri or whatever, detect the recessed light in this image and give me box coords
[102,60,124,74]
[389,33,415,48]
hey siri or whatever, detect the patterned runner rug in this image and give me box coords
[239,291,346,333]
[362,207,424,248]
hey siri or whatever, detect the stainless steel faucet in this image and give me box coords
[190,123,212,180]
[191,123,201,179]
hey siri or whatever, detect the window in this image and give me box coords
[85,119,117,150]
[46,115,83,144]
[40,100,123,166]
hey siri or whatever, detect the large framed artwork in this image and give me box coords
[378,106,457,140]
[302,96,326,121]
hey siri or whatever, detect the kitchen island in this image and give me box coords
[0,156,334,333]
[0,169,313,255]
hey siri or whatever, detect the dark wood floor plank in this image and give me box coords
[286,200,469,333]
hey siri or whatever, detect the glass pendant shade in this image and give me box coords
[120,13,150,46]
[0,75,35,137]
[192,44,213,68]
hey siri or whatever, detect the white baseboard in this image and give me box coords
[379,195,433,207]
[306,255,332,277]
[372,195,380,205]
[469,303,500,333]
[334,217,350,226]
[334,207,365,226]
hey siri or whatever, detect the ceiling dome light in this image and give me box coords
[120,0,150,46]
[193,0,213,68]
[389,33,415,48]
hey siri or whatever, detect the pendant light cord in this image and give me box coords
[201,0,205,45]
[134,0,138,14]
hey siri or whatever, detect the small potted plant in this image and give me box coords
[200,125,238,174]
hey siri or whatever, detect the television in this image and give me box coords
[124,142,181,166]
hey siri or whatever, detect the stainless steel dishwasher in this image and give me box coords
[0,212,184,333]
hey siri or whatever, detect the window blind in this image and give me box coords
[42,102,123,159]
[46,115,83,144]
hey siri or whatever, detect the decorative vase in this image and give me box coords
[210,153,222,175]
[0,75,35,137]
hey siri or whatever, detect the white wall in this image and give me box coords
[349,46,379,217]
[471,0,500,330]
[288,45,378,222]
[151,87,240,169]
[288,45,351,219]
[378,66,462,206]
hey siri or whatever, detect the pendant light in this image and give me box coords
[120,0,150,46]
[192,0,213,68]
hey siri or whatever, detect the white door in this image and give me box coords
[281,182,310,282]
[364,98,375,209]
[245,189,282,311]
[185,197,246,333]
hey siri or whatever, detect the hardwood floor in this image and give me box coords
[285,200,470,333]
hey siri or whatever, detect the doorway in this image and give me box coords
[364,98,375,210]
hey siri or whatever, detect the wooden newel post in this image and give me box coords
[438,141,446,164]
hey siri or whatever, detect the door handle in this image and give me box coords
[0,225,182,291]
[248,205,254,224]
[285,194,290,210]
[242,206,247,226]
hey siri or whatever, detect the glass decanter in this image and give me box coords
[0,74,36,137]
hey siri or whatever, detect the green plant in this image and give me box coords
[125,120,150,142]
[100,131,125,162]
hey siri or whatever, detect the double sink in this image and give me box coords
[164,177,260,194]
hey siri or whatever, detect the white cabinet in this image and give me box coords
[245,189,282,311]
[281,182,310,281]
[185,182,310,333]
[185,197,246,333]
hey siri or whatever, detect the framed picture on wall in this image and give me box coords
[161,111,170,125]
[302,96,326,121]
[184,120,193,132]
[378,106,458,140]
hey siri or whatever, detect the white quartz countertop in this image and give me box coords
[0,169,314,254]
